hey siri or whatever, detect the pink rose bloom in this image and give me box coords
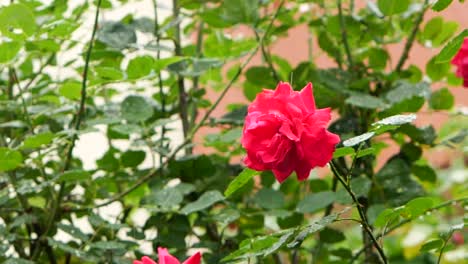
[134,247,201,264]
[241,82,340,183]
[451,37,468,88]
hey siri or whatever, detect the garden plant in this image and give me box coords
[0,0,467,263]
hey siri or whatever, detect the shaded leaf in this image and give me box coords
[435,29,468,63]
[297,191,336,213]
[0,147,23,172]
[225,168,258,197]
[121,95,154,122]
[181,190,224,215]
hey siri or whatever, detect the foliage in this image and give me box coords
[0,0,466,263]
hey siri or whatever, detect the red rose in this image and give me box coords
[241,82,340,183]
[451,37,468,88]
[134,247,201,264]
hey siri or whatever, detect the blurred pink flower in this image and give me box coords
[134,247,201,264]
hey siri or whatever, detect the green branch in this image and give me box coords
[337,0,354,68]
[173,0,190,143]
[31,0,103,260]
[330,161,387,264]
[395,0,430,72]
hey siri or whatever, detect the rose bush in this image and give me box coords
[0,0,466,263]
[241,82,340,182]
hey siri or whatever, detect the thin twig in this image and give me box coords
[172,0,190,142]
[31,0,102,260]
[330,161,387,264]
[337,0,354,68]
[395,0,429,72]
[189,21,205,129]
[153,0,167,168]
[254,30,281,82]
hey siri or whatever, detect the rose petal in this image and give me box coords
[158,248,180,264]
[134,256,157,264]
[299,82,316,112]
[182,252,201,264]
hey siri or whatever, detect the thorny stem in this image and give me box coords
[395,0,430,72]
[350,197,468,263]
[330,161,387,264]
[189,21,205,129]
[337,0,354,68]
[153,0,167,168]
[255,30,281,83]
[31,0,102,260]
[70,0,284,212]
[172,0,190,144]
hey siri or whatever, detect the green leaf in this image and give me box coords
[47,238,85,257]
[59,81,82,101]
[398,124,437,145]
[374,208,399,228]
[21,132,54,149]
[199,8,232,28]
[224,168,258,197]
[97,22,136,49]
[402,197,434,219]
[426,56,450,81]
[121,95,154,122]
[221,0,259,24]
[0,41,22,63]
[297,191,336,213]
[422,17,444,43]
[319,227,346,244]
[0,120,27,128]
[0,147,23,172]
[127,55,154,79]
[350,177,372,197]
[57,170,91,183]
[346,94,388,109]
[368,48,389,69]
[254,188,285,209]
[154,57,185,72]
[149,187,183,208]
[385,81,430,105]
[429,88,454,110]
[435,29,468,63]
[287,214,338,248]
[0,4,36,40]
[120,150,146,168]
[374,158,425,206]
[433,21,459,47]
[373,114,417,126]
[95,66,123,80]
[180,190,224,215]
[343,132,375,147]
[90,241,127,251]
[333,147,355,158]
[57,223,89,241]
[245,66,276,86]
[377,0,410,16]
[432,0,453,11]
[420,239,444,252]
